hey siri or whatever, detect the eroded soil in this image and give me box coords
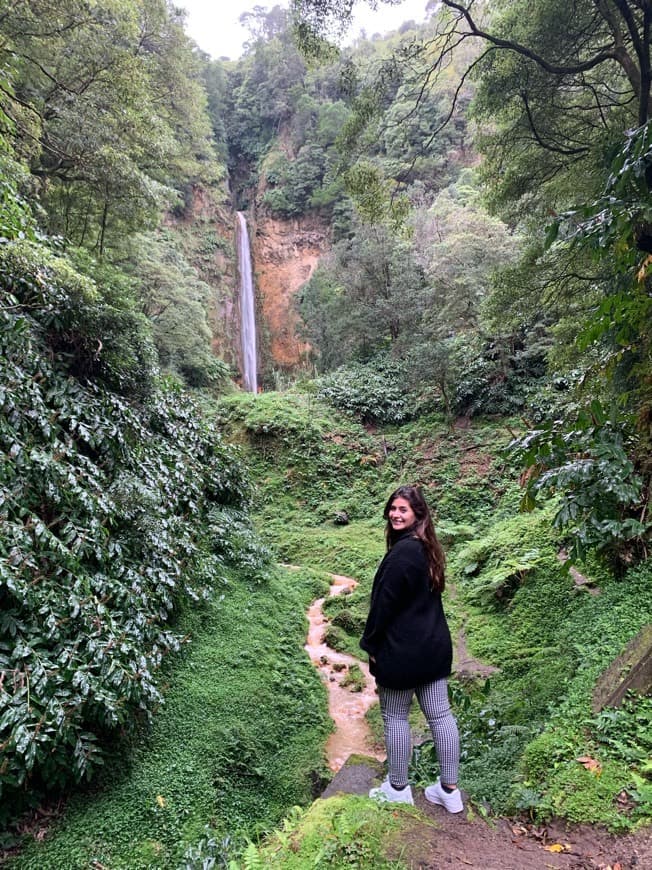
[399,799,652,870]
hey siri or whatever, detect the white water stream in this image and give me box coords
[236,211,257,392]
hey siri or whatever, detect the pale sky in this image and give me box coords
[180,0,431,60]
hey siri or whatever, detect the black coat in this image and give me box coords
[359,532,452,690]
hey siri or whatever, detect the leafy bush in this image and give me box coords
[317,358,411,425]
[510,399,649,563]
[0,147,39,244]
[9,566,330,867]
[0,241,158,398]
[0,290,249,810]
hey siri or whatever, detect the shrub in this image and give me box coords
[317,358,410,425]
[0,240,158,398]
[0,292,249,811]
[509,399,649,564]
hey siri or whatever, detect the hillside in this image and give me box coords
[215,391,652,828]
[2,1,651,867]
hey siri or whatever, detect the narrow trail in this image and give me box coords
[304,573,384,771]
[301,572,652,869]
[303,574,499,771]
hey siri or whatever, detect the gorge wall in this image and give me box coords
[251,210,331,382]
[167,185,241,376]
[171,185,331,388]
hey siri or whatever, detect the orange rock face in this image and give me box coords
[252,212,330,375]
[166,184,331,384]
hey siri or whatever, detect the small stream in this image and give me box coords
[304,574,384,771]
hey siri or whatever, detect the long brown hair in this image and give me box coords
[383,485,446,593]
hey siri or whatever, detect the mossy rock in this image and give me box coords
[592,624,652,712]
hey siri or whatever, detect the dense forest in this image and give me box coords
[1,0,651,867]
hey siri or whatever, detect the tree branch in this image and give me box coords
[519,90,592,155]
[441,0,619,75]
[393,46,497,186]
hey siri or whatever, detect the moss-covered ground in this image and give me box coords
[8,565,331,869]
[216,389,652,834]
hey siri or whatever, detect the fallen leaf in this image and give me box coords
[576,755,602,773]
[543,843,571,853]
[156,794,166,808]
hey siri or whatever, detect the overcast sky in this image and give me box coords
[179,0,431,60]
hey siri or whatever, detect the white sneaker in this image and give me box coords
[369,779,414,805]
[424,779,463,813]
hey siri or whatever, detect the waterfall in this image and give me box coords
[236,211,257,393]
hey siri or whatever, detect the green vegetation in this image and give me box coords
[288,0,651,565]
[2,0,651,864]
[215,390,652,833]
[8,566,331,868]
[229,795,414,869]
[0,191,249,823]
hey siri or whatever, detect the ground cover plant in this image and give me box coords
[8,565,331,868]
[447,513,652,826]
[228,794,412,869]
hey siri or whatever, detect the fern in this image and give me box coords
[241,841,264,870]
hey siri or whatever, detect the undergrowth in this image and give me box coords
[217,389,652,833]
[7,565,332,868]
[445,511,652,827]
[226,795,413,869]
[14,386,650,868]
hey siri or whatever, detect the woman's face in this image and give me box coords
[388,497,416,531]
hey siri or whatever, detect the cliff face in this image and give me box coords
[251,210,331,380]
[168,184,331,386]
[166,184,241,373]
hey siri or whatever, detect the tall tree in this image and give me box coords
[0,0,218,257]
[293,0,651,556]
[300,218,428,366]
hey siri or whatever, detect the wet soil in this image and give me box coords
[399,798,652,870]
[304,573,384,771]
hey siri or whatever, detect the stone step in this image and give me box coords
[320,754,385,799]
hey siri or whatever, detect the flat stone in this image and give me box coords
[592,624,652,712]
[320,754,385,799]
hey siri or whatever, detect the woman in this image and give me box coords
[360,485,462,811]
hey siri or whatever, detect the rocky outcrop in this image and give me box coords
[592,624,652,712]
[251,211,331,380]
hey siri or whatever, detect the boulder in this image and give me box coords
[592,624,652,712]
[320,754,385,799]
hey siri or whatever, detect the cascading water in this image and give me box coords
[236,211,257,392]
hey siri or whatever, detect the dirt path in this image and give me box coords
[402,798,652,869]
[304,573,384,770]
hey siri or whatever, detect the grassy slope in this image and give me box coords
[217,390,652,832]
[10,566,331,869]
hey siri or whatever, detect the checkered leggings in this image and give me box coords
[378,678,460,789]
